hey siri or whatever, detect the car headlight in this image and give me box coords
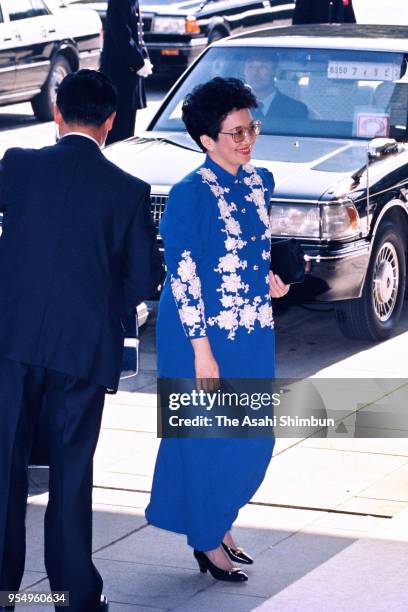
[270,204,320,238]
[153,17,188,34]
[270,200,360,240]
[321,200,360,240]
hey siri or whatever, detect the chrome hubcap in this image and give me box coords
[372,242,399,322]
[50,65,68,105]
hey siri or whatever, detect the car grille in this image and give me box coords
[151,194,167,231]
[142,16,153,32]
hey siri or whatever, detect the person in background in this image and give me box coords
[292,0,356,24]
[100,0,153,145]
[244,56,308,129]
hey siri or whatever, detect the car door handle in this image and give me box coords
[3,36,13,42]
[48,28,56,34]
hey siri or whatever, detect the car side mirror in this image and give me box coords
[351,137,399,185]
[367,137,398,160]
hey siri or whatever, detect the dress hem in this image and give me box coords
[145,509,237,551]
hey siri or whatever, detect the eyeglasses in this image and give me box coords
[219,120,262,143]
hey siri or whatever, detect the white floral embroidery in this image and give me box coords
[244,177,271,240]
[180,305,202,328]
[170,250,206,337]
[225,236,238,251]
[225,216,242,236]
[258,301,274,328]
[221,273,243,293]
[218,309,238,332]
[243,170,263,187]
[199,167,218,182]
[239,304,258,331]
[210,184,228,198]
[217,253,242,273]
[218,198,232,219]
[199,164,274,339]
[189,276,202,299]
[171,278,187,301]
[178,256,196,283]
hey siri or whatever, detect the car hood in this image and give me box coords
[103,132,369,201]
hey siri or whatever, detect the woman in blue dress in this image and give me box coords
[145,77,289,582]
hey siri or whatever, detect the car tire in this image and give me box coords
[31,55,72,122]
[335,221,406,341]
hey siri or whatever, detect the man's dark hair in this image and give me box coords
[182,77,257,151]
[56,69,117,127]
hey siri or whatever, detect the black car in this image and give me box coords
[66,0,294,76]
[104,24,408,342]
[0,0,102,121]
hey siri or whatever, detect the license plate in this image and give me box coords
[328,61,400,81]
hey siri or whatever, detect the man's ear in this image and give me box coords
[54,105,63,126]
[105,112,116,132]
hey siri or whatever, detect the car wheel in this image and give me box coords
[31,55,72,122]
[335,221,406,341]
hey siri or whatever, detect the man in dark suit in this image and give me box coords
[0,70,163,611]
[244,57,308,131]
[100,0,152,145]
[293,0,356,24]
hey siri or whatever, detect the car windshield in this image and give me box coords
[153,46,408,140]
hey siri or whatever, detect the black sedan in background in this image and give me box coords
[104,24,408,342]
[65,0,294,76]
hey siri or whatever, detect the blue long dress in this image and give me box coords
[145,156,276,551]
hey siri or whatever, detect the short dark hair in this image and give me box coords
[56,69,117,127]
[182,77,257,151]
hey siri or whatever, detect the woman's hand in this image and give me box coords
[269,271,290,298]
[191,337,220,392]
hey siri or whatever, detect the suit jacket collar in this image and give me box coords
[57,134,103,154]
[269,90,286,107]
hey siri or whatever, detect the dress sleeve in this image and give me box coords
[258,167,275,213]
[160,180,207,339]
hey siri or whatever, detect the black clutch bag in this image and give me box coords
[269,238,306,285]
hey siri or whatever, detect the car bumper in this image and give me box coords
[146,38,207,76]
[290,241,370,303]
[78,48,101,70]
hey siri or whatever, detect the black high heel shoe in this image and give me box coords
[193,549,248,582]
[222,542,254,565]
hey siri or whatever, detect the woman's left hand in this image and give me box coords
[269,271,290,298]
